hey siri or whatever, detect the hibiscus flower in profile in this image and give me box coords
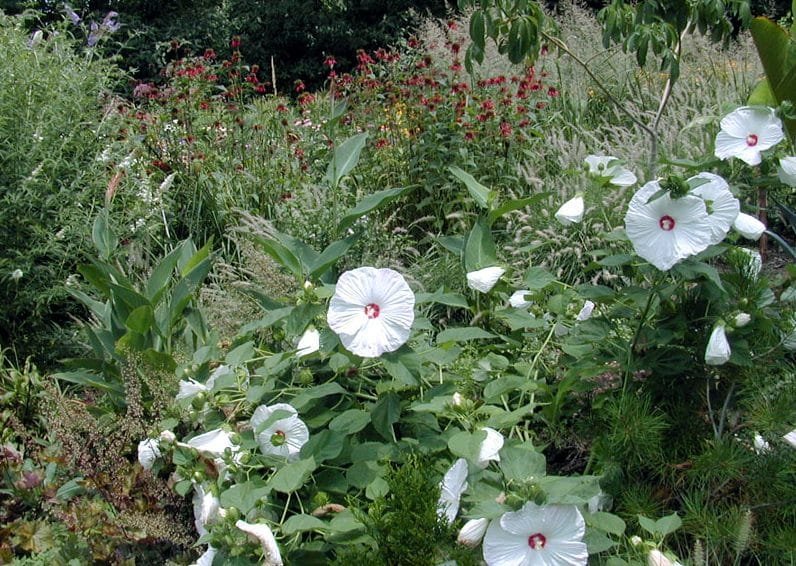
[467,266,506,293]
[714,106,784,166]
[687,172,739,245]
[251,403,309,461]
[437,458,469,524]
[554,195,585,225]
[705,323,731,366]
[624,180,713,271]
[584,155,637,186]
[327,267,415,358]
[482,502,588,566]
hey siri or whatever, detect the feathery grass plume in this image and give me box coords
[733,509,753,559]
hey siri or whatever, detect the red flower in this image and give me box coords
[499,121,512,137]
[294,80,306,93]
[547,86,559,97]
[324,55,337,68]
[536,101,546,109]
[203,48,216,60]
[230,35,241,49]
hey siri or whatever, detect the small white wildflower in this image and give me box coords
[11,269,23,281]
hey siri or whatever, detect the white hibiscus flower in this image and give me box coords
[688,172,740,245]
[714,106,784,166]
[192,546,217,566]
[296,326,320,357]
[437,458,469,525]
[554,196,585,225]
[783,429,796,449]
[476,427,504,468]
[778,156,796,186]
[584,155,637,186]
[705,323,731,366]
[327,267,415,358]
[235,520,283,566]
[467,266,506,293]
[482,502,588,566]
[251,403,309,461]
[624,180,713,271]
[733,212,766,240]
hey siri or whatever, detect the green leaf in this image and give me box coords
[56,478,85,501]
[52,370,124,395]
[586,512,626,536]
[144,241,186,304]
[282,514,327,535]
[220,480,270,515]
[499,445,546,482]
[750,16,796,137]
[584,530,617,554]
[300,429,345,463]
[449,166,493,209]
[125,304,155,334]
[437,327,496,344]
[292,383,346,411]
[92,211,117,260]
[438,235,465,256]
[371,393,401,441]
[309,234,359,280]
[327,133,368,187]
[487,193,550,225]
[747,78,778,106]
[536,475,601,505]
[381,352,420,386]
[338,186,413,232]
[638,515,658,536]
[448,429,487,463]
[655,512,682,536]
[268,457,317,493]
[249,234,304,279]
[328,409,371,435]
[523,266,556,290]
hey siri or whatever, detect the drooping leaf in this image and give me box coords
[326,132,368,187]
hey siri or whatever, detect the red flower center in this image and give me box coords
[659,215,676,231]
[364,303,381,319]
[746,134,758,147]
[528,532,547,550]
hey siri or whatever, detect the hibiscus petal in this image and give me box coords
[688,172,739,245]
[483,519,530,566]
[555,196,585,225]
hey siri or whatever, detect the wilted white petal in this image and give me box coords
[782,429,796,448]
[457,518,489,547]
[733,212,766,240]
[648,549,675,566]
[438,458,469,524]
[575,300,595,322]
[296,327,320,357]
[185,429,235,457]
[585,155,637,186]
[235,520,283,566]
[753,433,771,455]
[476,427,504,468]
[192,546,217,566]
[327,267,415,358]
[137,438,160,470]
[555,196,585,225]
[705,324,731,366]
[176,379,207,401]
[777,156,796,186]
[466,266,505,293]
[509,290,532,309]
[193,483,221,536]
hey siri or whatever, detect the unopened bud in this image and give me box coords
[159,430,176,443]
[457,518,489,547]
[733,312,751,328]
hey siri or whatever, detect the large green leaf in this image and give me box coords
[338,186,413,231]
[464,216,497,272]
[326,133,368,187]
[449,166,493,209]
[309,234,359,280]
[249,234,303,279]
[750,16,796,138]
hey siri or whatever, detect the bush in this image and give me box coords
[0,12,124,366]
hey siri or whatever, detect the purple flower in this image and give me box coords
[63,3,81,24]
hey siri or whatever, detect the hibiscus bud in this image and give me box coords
[733,312,751,328]
[733,212,766,240]
[630,535,643,547]
[138,438,161,470]
[457,518,489,547]
[11,269,23,281]
[705,323,731,366]
[648,549,675,566]
[159,430,176,443]
[783,429,796,448]
[753,433,771,455]
[452,392,464,406]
